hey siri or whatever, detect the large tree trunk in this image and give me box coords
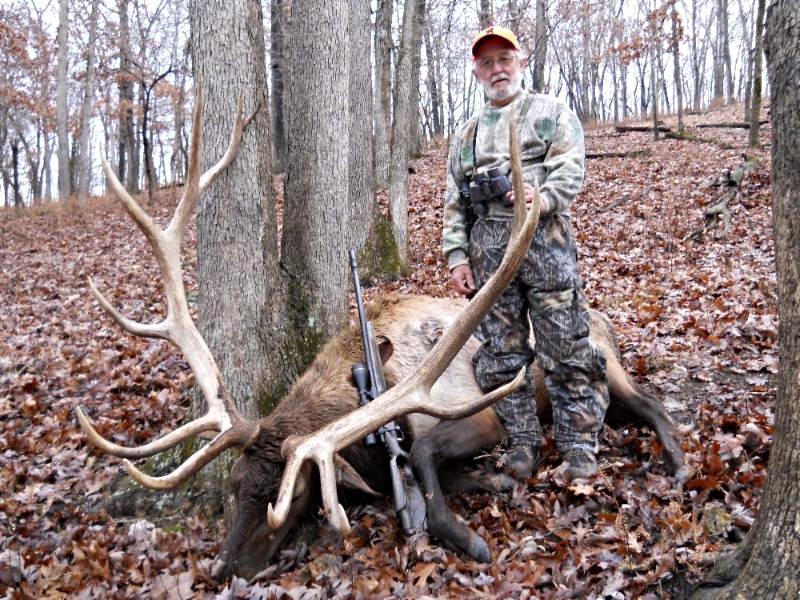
[410,0,426,157]
[270,0,287,174]
[190,0,283,418]
[56,0,70,201]
[76,0,100,204]
[283,0,351,339]
[388,0,417,270]
[693,2,800,597]
[373,0,392,188]
[118,0,138,193]
[748,0,766,148]
[347,0,374,253]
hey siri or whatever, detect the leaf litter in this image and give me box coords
[0,105,776,598]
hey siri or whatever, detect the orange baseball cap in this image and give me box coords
[471,26,521,57]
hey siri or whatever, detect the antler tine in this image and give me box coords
[121,421,255,489]
[77,85,258,488]
[171,85,260,237]
[269,122,540,534]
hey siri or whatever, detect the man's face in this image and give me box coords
[473,38,525,104]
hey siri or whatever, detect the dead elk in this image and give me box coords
[75,90,685,581]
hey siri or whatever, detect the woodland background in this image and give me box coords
[0,0,782,598]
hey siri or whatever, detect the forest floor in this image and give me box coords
[0,103,777,599]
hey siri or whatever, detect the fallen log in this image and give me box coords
[614,125,672,133]
[586,148,651,159]
[695,121,768,130]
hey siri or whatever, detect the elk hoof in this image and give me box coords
[468,535,492,563]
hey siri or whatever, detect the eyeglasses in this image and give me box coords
[475,52,517,71]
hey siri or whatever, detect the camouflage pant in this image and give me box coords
[469,215,610,453]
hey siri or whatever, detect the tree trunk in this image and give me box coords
[410,0,425,157]
[748,0,766,149]
[190,0,283,417]
[424,24,442,137]
[532,0,548,92]
[693,3,800,597]
[373,0,392,188]
[650,49,659,139]
[56,0,70,201]
[118,0,138,193]
[479,0,492,28]
[720,0,734,102]
[347,0,374,254]
[737,0,753,121]
[77,0,100,204]
[388,0,416,270]
[713,0,725,104]
[671,0,685,131]
[11,137,22,207]
[283,0,351,339]
[270,0,287,174]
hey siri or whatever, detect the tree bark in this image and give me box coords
[693,2,800,597]
[77,0,100,204]
[56,0,70,201]
[410,0,426,157]
[671,0,685,131]
[479,0,493,28]
[748,0,766,149]
[347,0,374,253]
[532,0,548,92]
[270,0,287,174]
[388,0,417,270]
[373,0,392,188]
[118,0,138,193]
[283,0,351,339]
[190,0,283,416]
[720,0,734,102]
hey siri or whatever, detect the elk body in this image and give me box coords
[214,293,685,578]
[76,89,685,582]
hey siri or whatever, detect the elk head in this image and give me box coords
[77,80,540,581]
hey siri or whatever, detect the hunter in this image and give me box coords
[443,26,609,481]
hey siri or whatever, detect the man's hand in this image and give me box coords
[506,183,540,210]
[450,264,476,297]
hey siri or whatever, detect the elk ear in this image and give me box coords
[376,335,394,364]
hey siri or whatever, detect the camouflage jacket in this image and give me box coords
[443,90,585,270]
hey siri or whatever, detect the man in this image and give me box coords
[443,26,609,481]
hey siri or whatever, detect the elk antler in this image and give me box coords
[268,124,541,534]
[75,84,260,489]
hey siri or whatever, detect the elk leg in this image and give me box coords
[410,409,505,563]
[605,360,686,476]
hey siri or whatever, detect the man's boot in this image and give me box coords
[562,448,598,480]
[506,442,541,480]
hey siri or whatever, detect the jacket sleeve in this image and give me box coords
[538,107,585,216]
[442,132,470,270]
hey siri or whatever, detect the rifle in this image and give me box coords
[349,249,426,535]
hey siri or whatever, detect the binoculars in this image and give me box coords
[460,168,512,215]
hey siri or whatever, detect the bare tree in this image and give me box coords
[748,0,765,148]
[76,0,100,204]
[270,0,286,174]
[388,0,417,270]
[283,0,352,338]
[693,1,800,596]
[373,0,392,188]
[56,0,70,200]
